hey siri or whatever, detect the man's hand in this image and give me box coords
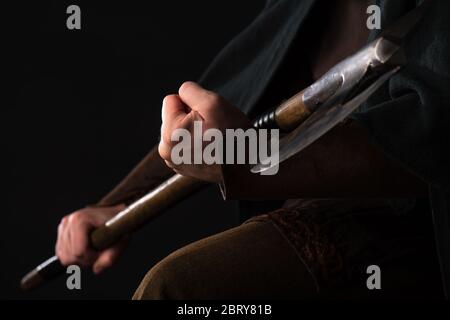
[158,81,252,183]
[55,204,128,274]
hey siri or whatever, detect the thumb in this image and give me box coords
[178,81,218,111]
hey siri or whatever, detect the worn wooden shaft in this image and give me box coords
[21,174,204,291]
[91,174,203,249]
[253,89,311,131]
[21,85,313,291]
[274,89,311,131]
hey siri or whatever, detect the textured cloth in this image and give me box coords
[248,198,434,288]
[133,200,443,299]
[199,0,450,296]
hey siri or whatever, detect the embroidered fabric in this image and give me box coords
[246,198,430,288]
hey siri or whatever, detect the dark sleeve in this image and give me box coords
[96,146,174,206]
[219,122,428,200]
[222,1,450,200]
[350,0,450,193]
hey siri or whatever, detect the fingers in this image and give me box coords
[55,206,126,268]
[159,94,189,164]
[56,212,98,266]
[92,239,128,274]
[161,94,188,125]
[158,81,236,179]
[68,213,98,266]
[161,94,188,146]
[56,216,69,264]
[159,82,212,161]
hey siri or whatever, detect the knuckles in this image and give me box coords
[158,141,171,161]
[66,210,94,229]
[69,211,84,225]
[162,94,180,113]
[160,124,174,146]
[164,93,179,101]
[159,82,226,167]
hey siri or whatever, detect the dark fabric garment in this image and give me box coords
[133,201,443,299]
[97,147,173,207]
[132,220,317,299]
[352,0,450,294]
[199,0,315,116]
[250,198,436,289]
[199,0,450,296]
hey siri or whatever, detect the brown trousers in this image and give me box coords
[132,218,443,299]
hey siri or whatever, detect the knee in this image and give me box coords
[132,250,193,300]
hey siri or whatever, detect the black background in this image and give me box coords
[3,1,265,299]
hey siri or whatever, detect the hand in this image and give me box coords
[55,204,128,274]
[158,81,252,183]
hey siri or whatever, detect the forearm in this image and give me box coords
[220,121,428,200]
[97,146,174,207]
